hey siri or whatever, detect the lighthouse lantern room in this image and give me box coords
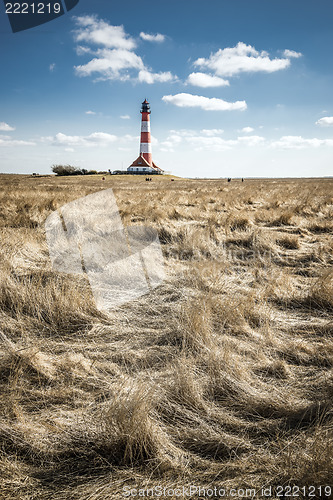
[127,99,163,175]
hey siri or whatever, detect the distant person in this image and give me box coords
[242,178,244,182]
[228,178,231,183]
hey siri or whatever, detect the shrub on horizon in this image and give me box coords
[52,164,83,176]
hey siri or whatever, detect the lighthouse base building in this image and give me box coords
[128,155,162,174]
[128,99,163,175]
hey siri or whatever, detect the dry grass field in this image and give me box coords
[0,174,332,499]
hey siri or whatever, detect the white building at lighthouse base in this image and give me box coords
[127,155,163,174]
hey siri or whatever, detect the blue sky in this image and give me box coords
[1,0,333,177]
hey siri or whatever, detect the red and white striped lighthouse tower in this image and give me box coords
[140,99,152,166]
[128,99,163,174]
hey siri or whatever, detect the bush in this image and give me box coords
[52,165,83,176]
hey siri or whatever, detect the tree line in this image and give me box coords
[52,165,108,176]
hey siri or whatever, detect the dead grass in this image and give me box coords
[0,174,332,499]
[276,235,300,250]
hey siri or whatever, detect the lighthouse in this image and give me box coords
[140,99,152,166]
[127,99,163,174]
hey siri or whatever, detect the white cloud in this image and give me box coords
[240,126,254,133]
[75,48,144,81]
[65,148,75,152]
[74,16,136,50]
[159,143,175,153]
[85,110,96,115]
[49,63,56,72]
[140,32,165,43]
[162,93,247,111]
[160,131,333,153]
[159,129,264,152]
[159,129,194,152]
[120,115,130,119]
[194,42,291,77]
[150,135,158,146]
[0,122,15,131]
[316,116,333,127]
[160,130,235,152]
[44,132,138,148]
[201,129,224,136]
[138,70,176,84]
[76,45,93,56]
[73,16,175,84]
[159,130,333,154]
[187,72,230,87]
[48,132,118,147]
[188,136,237,151]
[283,49,302,58]
[271,135,333,149]
[237,135,265,146]
[0,137,35,146]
